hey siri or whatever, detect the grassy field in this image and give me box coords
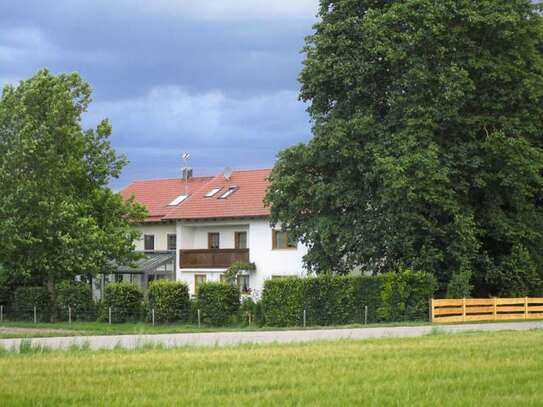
[0,319,430,338]
[0,330,542,406]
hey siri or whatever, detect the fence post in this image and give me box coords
[68,306,72,325]
[364,305,368,325]
[197,309,201,328]
[152,308,155,326]
[525,297,529,319]
[33,306,37,324]
[493,298,497,320]
[303,309,306,328]
[462,298,466,322]
[429,299,433,323]
[108,307,112,325]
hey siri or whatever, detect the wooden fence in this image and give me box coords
[431,297,543,323]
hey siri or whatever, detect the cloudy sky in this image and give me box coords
[0,1,318,189]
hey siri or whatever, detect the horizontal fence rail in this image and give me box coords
[431,297,543,323]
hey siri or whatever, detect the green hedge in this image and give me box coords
[197,282,240,326]
[102,283,143,323]
[148,280,190,323]
[12,286,50,321]
[262,271,436,326]
[378,271,436,322]
[56,281,95,321]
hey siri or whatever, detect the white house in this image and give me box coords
[117,167,308,297]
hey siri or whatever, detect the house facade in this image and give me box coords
[118,168,307,298]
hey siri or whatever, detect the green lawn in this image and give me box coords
[0,330,542,406]
[0,319,430,338]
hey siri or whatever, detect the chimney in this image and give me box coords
[182,167,193,180]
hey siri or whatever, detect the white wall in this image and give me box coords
[175,218,308,295]
[248,219,308,295]
[134,222,176,251]
[177,223,249,250]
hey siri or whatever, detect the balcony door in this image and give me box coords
[208,232,220,249]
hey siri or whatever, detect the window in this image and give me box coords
[218,186,238,199]
[205,187,221,197]
[272,230,297,250]
[194,274,206,294]
[144,234,155,251]
[208,232,220,249]
[237,275,250,293]
[167,234,176,251]
[168,194,189,206]
[235,232,247,249]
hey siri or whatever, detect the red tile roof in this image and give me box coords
[119,169,272,222]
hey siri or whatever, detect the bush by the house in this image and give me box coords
[148,280,190,323]
[56,281,95,321]
[197,282,240,326]
[377,270,436,322]
[352,275,385,324]
[260,277,305,326]
[12,286,50,321]
[303,275,360,326]
[101,283,143,323]
[262,271,436,326]
[239,297,264,325]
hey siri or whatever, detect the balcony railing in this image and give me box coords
[179,249,249,269]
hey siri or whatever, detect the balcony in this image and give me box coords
[179,249,249,269]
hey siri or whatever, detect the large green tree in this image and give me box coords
[0,69,146,303]
[266,0,543,296]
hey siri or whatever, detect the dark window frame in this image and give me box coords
[208,232,220,249]
[235,231,247,249]
[144,234,155,251]
[167,234,177,251]
[272,230,297,250]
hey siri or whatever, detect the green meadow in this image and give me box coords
[1,330,542,406]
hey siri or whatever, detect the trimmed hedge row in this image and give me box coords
[197,282,240,326]
[261,271,436,326]
[148,280,190,322]
[56,281,95,321]
[101,282,143,322]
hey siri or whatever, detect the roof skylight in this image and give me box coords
[205,187,221,197]
[218,186,238,199]
[168,194,189,206]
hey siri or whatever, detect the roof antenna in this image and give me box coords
[182,152,191,194]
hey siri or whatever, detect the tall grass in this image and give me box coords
[0,330,542,405]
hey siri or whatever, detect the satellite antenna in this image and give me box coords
[223,166,233,181]
[182,152,191,194]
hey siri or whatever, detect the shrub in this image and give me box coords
[102,283,143,322]
[303,275,359,326]
[262,272,436,326]
[56,281,95,321]
[377,270,436,322]
[189,299,200,324]
[261,277,305,326]
[148,280,190,323]
[447,270,473,298]
[12,286,50,321]
[353,275,385,323]
[240,297,263,325]
[197,282,240,326]
[486,245,543,297]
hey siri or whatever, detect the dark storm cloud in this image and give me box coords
[0,1,317,189]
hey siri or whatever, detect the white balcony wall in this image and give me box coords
[133,222,176,251]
